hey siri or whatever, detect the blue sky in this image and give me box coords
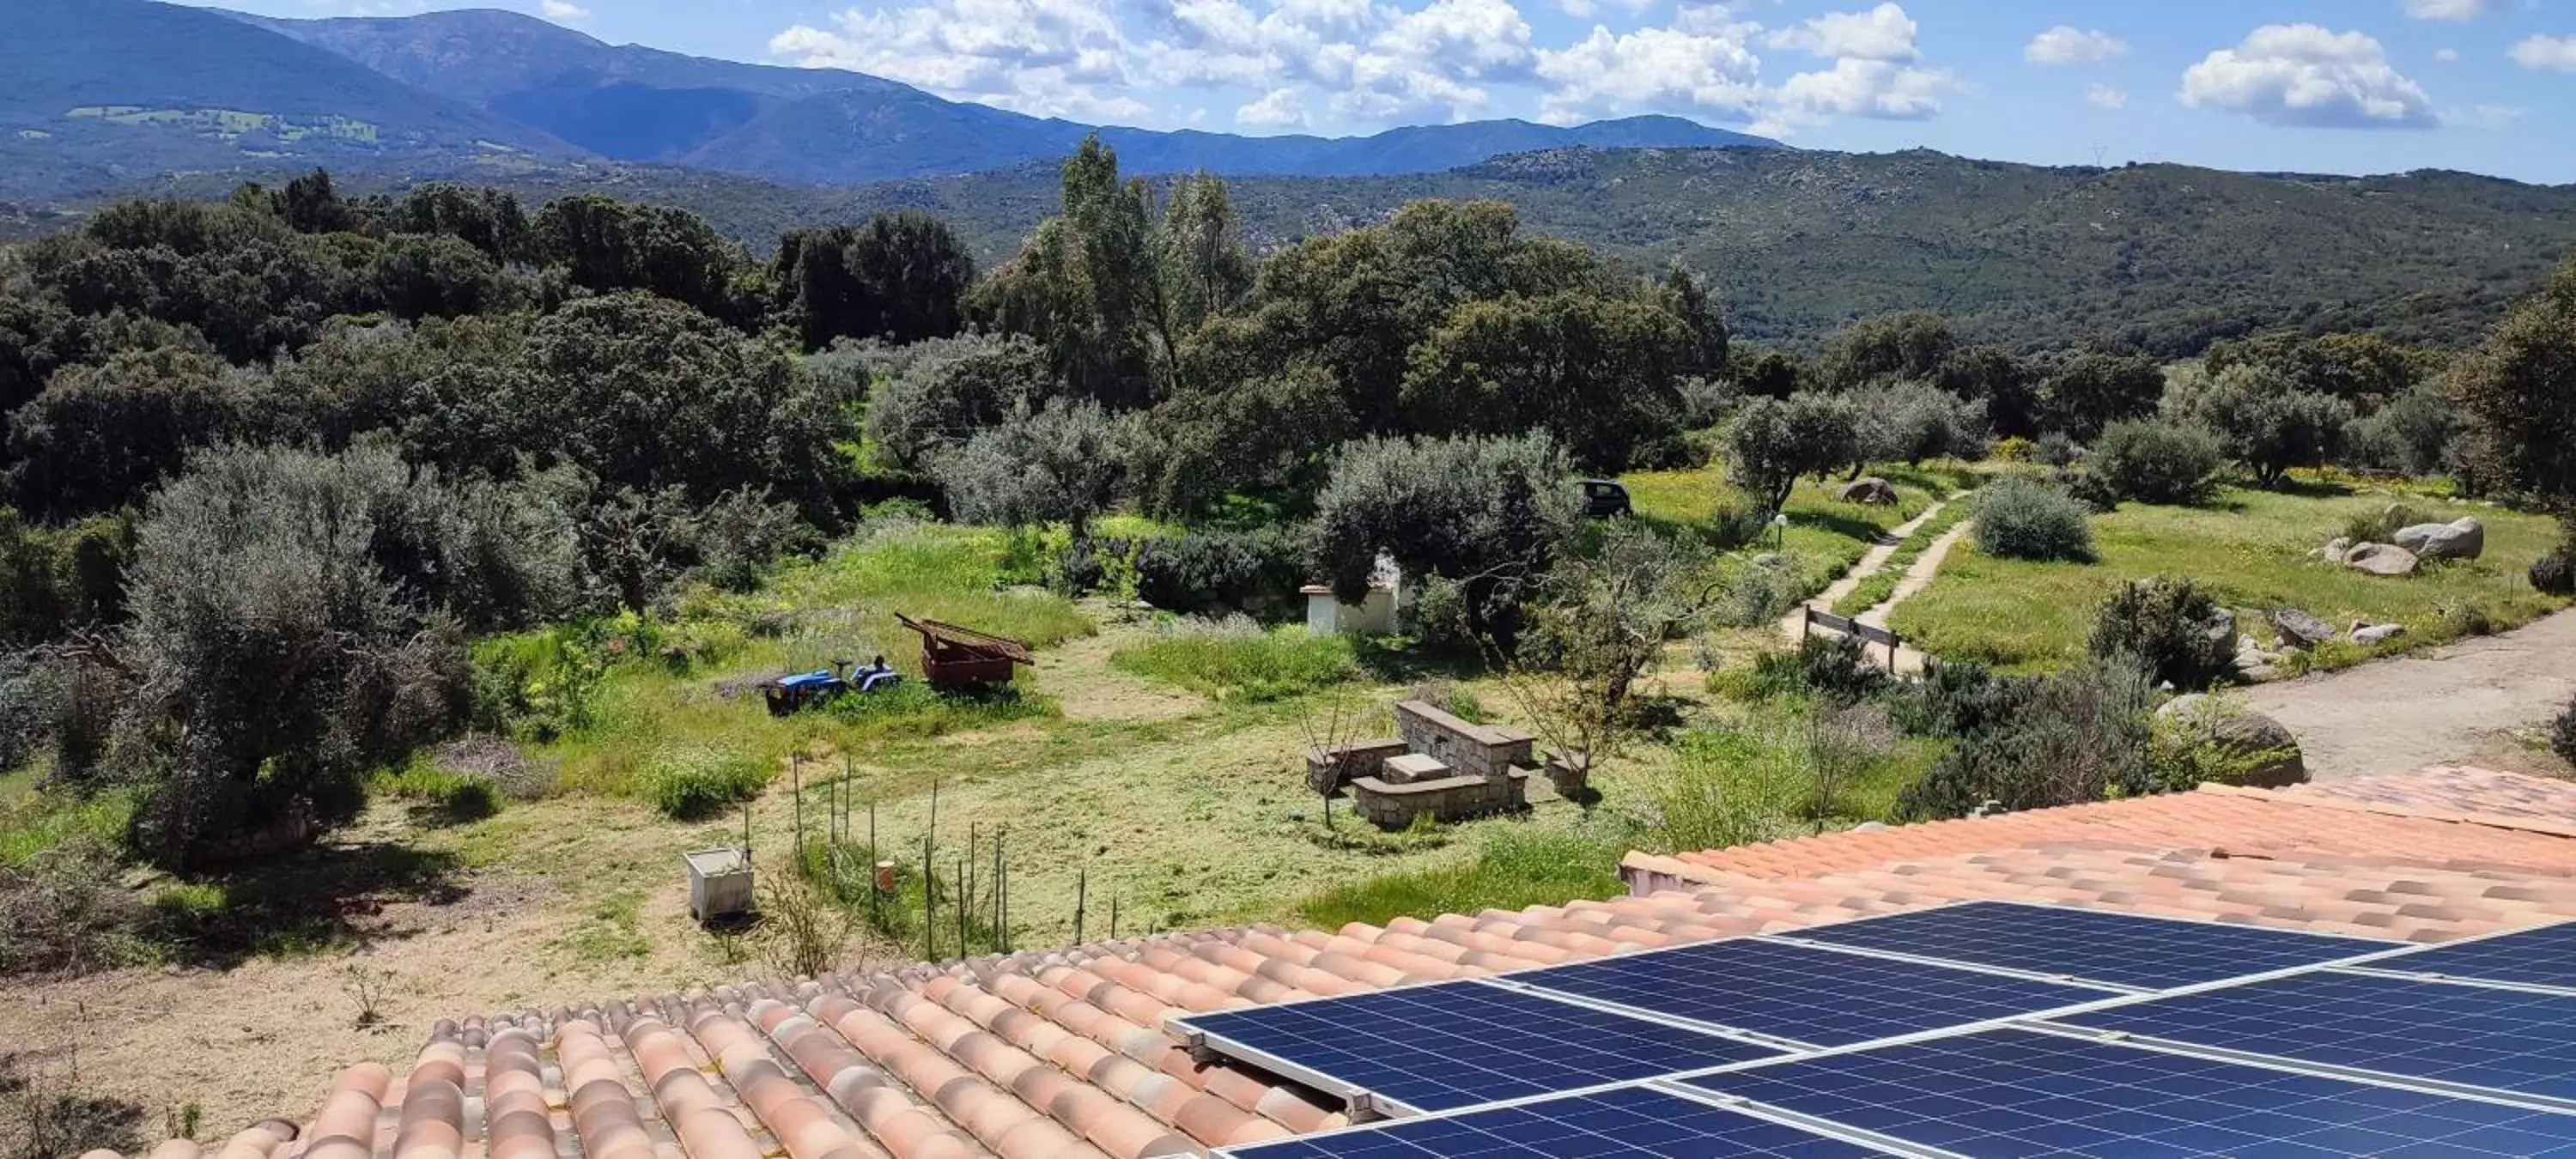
[195,0,2576,181]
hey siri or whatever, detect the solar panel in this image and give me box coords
[2370,921,2576,992]
[1218,1084,1882,1159]
[2061,969,2576,1105]
[1688,1027,2576,1157]
[1785,901,2396,991]
[1505,937,2118,1047]
[1173,981,1783,1113]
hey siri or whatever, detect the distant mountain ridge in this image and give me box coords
[212,6,1779,186]
[0,0,577,200]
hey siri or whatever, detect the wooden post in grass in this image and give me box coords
[792,754,804,864]
[993,828,1007,953]
[1074,867,1087,945]
[922,834,935,962]
[1109,895,1120,941]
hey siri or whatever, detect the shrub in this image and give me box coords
[2528,538,2575,596]
[2093,419,2223,504]
[2555,696,2576,766]
[2343,503,2427,547]
[2032,432,2082,467]
[1895,659,2155,821]
[1889,660,2030,740]
[0,836,149,976]
[1131,526,1308,614]
[641,745,770,820]
[1972,476,2095,561]
[1799,633,1888,705]
[1990,436,2036,463]
[2045,467,2120,513]
[1713,555,1811,628]
[2087,578,2238,692]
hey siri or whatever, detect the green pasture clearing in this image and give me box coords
[1890,483,2569,672]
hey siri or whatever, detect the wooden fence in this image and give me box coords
[1795,604,1925,673]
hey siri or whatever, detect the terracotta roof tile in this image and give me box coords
[86,768,2576,1159]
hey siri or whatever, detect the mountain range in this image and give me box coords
[0,0,1777,201]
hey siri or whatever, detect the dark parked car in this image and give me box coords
[1579,479,1633,519]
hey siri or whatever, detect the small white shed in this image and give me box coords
[1303,584,1400,636]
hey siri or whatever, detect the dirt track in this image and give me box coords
[2247,610,2576,780]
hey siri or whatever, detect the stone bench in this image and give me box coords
[1382,753,1450,785]
[1351,769,1531,828]
[1306,737,1410,794]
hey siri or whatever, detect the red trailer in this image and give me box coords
[896,614,1036,689]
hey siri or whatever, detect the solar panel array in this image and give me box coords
[1173,903,2576,1156]
[1495,938,2116,1047]
[1176,982,1784,1113]
[2362,919,2576,992]
[1782,899,2394,991]
[2065,970,2576,1105]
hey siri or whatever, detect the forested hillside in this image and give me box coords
[86,146,2575,355]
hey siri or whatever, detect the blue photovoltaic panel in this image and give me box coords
[2063,969,2576,1104]
[2374,920,2576,992]
[1507,937,2117,1047]
[1689,1027,2576,1157]
[1222,1085,1882,1159]
[1175,982,1783,1113]
[1789,901,2394,991]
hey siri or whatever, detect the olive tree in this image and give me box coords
[1725,392,1858,513]
[118,446,479,865]
[2449,257,2576,519]
[933,397,1138,544]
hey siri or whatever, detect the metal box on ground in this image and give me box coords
[684,846,754,924]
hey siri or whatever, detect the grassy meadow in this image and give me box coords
[1891,482,2570,671]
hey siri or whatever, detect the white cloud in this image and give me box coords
[1774,58,1952,119]
[2405,0,2500,20]
[1376,0,1534,81]
[1237,87,1310,127]
[2445,104,2524,129]
[2511,34,2576,72]
[2435,47,2462,63]
[2025,26,2127,66]
[2086,83,2129,109]
[1767,3,1919,63]
[539,0,588,18]
[1533,23,1764,124]
[771,0,1963,134]
[770,0,1147,121]
[2179,24,2437,129]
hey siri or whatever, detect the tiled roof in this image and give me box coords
[91,768,2576,1159]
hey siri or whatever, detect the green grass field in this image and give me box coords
[1890,484,2569,671]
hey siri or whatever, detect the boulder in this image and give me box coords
[2351,622,2406,646]
[2320,537,2351,564]
[2156,695,2308,788]
[2205,608,2237,646]
[2342,542,2421,577]
[1842,477,1899,506]
[2393,517,2485,561]
[2273,608,2336,647]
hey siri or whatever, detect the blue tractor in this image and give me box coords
[762,657,902,716]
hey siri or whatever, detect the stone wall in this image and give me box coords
[1305,738,1410,795]
[1352,769,1531,828]
[1394,701,1534,782]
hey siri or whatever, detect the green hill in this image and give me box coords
[55,145,2576,354]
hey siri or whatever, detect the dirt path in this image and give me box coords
[1857,520,1972,631]
[2248,609,2576,780]
[1798,501,1948,614]
[1780,495,1971,676]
